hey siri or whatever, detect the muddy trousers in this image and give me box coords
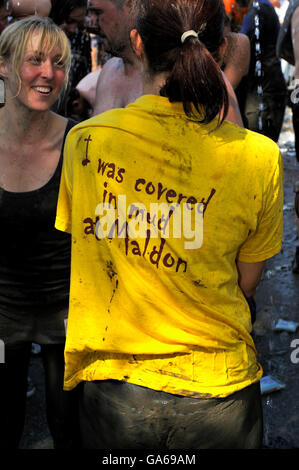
[245,92,286,143]
[0,342,80,449]
[78,380,263,449]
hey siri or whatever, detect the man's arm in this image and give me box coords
[222,71,244,126]
[223,32,250,90]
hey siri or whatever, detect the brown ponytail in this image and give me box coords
[134,0,228,125]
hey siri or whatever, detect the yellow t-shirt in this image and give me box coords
[56,95,283,397]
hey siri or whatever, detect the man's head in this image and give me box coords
[87,0,134,57]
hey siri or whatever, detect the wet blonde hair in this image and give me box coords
[0,16,71,94]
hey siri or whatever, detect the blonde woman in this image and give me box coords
[0,17,79,449]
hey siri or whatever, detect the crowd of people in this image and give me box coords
[0,0,296,450]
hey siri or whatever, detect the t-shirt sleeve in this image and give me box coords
[55,132,73,234]
[237,148,283,263]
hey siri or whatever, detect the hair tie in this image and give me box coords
[181,30,198,44]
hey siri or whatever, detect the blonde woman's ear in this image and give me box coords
[0,59,9,79]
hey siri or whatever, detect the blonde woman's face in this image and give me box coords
[9,32,66,111]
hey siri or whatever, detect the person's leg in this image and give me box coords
[263,98,286,143]
[41,343,81,449]
[79,380,263,449]
[168,382,263,449]
[79,380,165,449]
[246,95,286,142]
[0,342,32,449]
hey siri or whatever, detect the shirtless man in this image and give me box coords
[89,0,243,125]
[88,0,142,114]
[223,15,250,90]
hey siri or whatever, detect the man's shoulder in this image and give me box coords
[95,57,125,92]
[93,57,140,114]
[292,5,299,23]
[100,57,125,75]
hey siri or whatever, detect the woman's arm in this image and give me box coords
[236,260,265,298]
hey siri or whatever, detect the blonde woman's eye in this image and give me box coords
[28,56,42,65]
[53,58,65,68]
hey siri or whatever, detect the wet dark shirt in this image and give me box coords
[0,120,76,321]
[277,0,299,65]
[240,0,286,95]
